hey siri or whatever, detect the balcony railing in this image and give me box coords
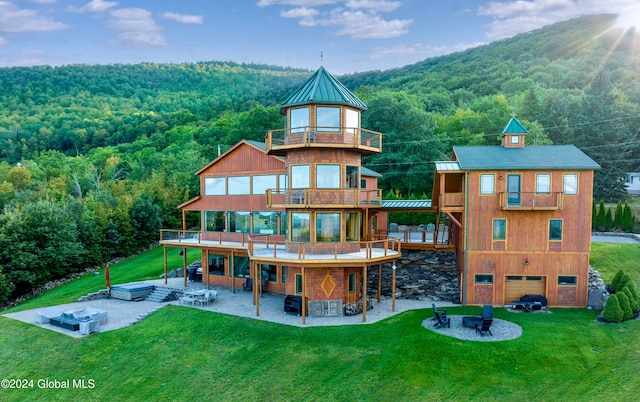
[440,192,464,209]
[248,236,401,260]
[266,188,382,208]
[499,192,563,210]
[265,126,382,155]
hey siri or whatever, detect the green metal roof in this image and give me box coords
[453,145,601,170]
[280,66,367,113]
[381,200,432,209]
[501,116,528,135]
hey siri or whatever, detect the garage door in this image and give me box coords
[504,276,546,304]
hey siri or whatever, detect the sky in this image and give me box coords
[1,0,639,74]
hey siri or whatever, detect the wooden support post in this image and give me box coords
[362,265,367,322]
[377,264,382,302]
[392,262,397,312]
[163,246,168,285]
[203,249,209,290]
[230,252,235,294]
[301,266,306,325]
[182,247,187,287]
[255,262,260,317]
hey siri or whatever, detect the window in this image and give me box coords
[204,211,225,232]
[290,107,309,134]
[232,256,250,278]
[345,108,359,134]
[228,176,250,195]
[316,212,340,242]
[475,274,494,284]
[480,174,495,195]
[252,175,276,195]
[281,266,287,283]
[316,164,340,188]
[253,211,277,234]
[261,264,277,282]
[558,276,577,285]
[229,211,250,233]
[204,177,225,195]
[536,174,551,194]
[208,254,225,276]
[346,212,360,242]
[316,106,340,132]
[549,219,562,240]
[280,212,287,236]
[360,179,367,189]
[346,166,359,188]
[290,165,310,188]
[564,174,578,195]
[291,212,310,242]
[278,174,288,191]
[348,273,356,293]
[510,135,519,144]
[295,274,303,294]
[493,219,506,241]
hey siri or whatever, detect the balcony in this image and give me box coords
[439,192,464,211]
[266,188,382,208]
[499,192,563,210]
[265,126,382,156]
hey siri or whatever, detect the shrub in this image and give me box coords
[610,269,624,291]
[626,281,640,302]
[617,291,633,321]
[615,274,633,293]
[622,286,639,313]
[603,294,624,323]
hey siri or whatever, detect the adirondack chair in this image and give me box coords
[475,318,493,336]
[433,310,450,328]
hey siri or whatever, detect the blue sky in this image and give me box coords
[1,0,639,74]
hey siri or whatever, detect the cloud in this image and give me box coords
[67,0,118,14]
[0,0,68,33]
[264,0,411,39]
[161,12,204,24]
[477,0,640,39]
[370,42,486,60]
[108,8,166,46]
[0,36,7,46]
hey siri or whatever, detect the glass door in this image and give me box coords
[507,174,521,206]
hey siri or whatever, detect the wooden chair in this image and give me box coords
[434,310,450,328]
[475,318,493,336]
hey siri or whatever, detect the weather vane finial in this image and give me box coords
[320,50,323,64]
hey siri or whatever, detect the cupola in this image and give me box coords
[500,115,527,148]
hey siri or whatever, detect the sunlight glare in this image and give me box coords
[615,9,640,30]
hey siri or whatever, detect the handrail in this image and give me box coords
[265,126,382,152]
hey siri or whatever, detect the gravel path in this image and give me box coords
[422,315,522,342]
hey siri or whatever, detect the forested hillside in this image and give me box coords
[0,14,639,304]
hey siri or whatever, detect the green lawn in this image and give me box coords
[590,242,640,284]
[1,244,639,401]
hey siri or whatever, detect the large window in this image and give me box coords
[536,174,551,194]
[346,212,360,242]
[252,175,276,195]
[480,174,495,195]
[208,254,225,276]
[549,219,563,241]
[204,177,225,195]
[291,212,310,242]
[290,107,309,134]
[316,106,340,132]
[229,211,250,233]
[295,274,303,294]
[204,211,225,232]
[228,176,250,195]
[232,256,250,278]
[316,212,340,242]
[564,174,578,195]
[280,212,288,235]
[281,266,287,283]
[253,211,277,234]
[493,219,506,240]
[348,273,356,293]
[261,264,277,282]
[345,108,359,134]
[316,164,340,188]
[278,174,288,191]
[290,165,310,188]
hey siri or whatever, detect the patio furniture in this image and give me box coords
[462,305,493,328]
[284,295,302,316]
[433,310,450,328]
[475,318,493,336]
[243,278,253,291]
[35,307,64,324]
[432,303,447,318]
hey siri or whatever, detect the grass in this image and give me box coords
[1,244,639,401]
[590,243,640,284]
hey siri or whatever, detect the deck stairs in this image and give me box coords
[145,287,182,303]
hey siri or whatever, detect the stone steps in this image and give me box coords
[145,287,181,303]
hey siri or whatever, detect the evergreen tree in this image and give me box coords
[611,269,625,291]
[622,203,634,232]
[616,291,633,321]
[615,274,632,293]
[596,200,607,231]
[621,286,638,313]
[603,294,623,323]
[613,200,623,229]
[605,208,613,231]
[591,198,597,231]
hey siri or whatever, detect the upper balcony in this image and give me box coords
[266,188,382,209]
[499,192,563,210]
[265,126,382,156]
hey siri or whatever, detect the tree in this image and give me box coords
[130,192,163,246]
[616,291,633,321]
[596,200,607,232]
[613,200,623,229]
[611,269,624,291]
[621,286,638,313]
[605,208,614,232]
[602,294,623,323]
[0,267,14,305]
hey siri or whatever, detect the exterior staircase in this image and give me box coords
[145,287,182,303]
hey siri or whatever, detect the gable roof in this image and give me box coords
[453,145,601,170]
[195,140,283,175]
[501,116,528,136]
[280,66,367,113]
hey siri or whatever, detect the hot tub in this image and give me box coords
[110,282,154,301]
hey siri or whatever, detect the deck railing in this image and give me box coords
[499,192,563,210]
[265,126,382,154]
[266,188,382,208]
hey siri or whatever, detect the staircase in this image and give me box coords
[145,287,181,303]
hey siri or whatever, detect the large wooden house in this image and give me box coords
[432,117,600,307]
[160,67,402,322]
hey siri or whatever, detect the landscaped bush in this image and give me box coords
[621,286,639,313]
[616,291,633,321]
[611,269,624,291]
[615,273,633,293]
[603,294,624,323]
